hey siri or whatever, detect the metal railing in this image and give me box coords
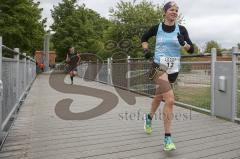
[0,36,36,145]
[77,52,215,114]
[174,61,211,111]
[237,64,240,120]
[232,47,240,122]
[66,47,239,123]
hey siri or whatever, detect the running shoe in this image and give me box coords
[163,136,176,151]
[144,113,152,134]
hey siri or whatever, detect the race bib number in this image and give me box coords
[160,56,180,74]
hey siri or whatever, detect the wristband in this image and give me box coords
[183,41,188,48]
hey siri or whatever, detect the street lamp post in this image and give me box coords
[43,34,50,72]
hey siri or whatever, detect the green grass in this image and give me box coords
[174,85,211,110]
[174,85,240,117]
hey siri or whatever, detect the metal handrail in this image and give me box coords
[1,45,35,62]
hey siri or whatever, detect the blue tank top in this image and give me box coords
[154,23,181,74]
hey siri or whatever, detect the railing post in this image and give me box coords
[13,48,20,103]
[0,37,2,80]
[0,37,3,142]
[27,56,30,88]
[107,58,112,85]
[23,53,27,90]
[107,58,110,85]
[32,60,36,82]
[211,48,217,116]
[34,60,37,79]
[127,56,131,90]
[96,59,99,82]
[43,34,50,72]
[30,60,32,83]
[29,59,34,83]
[232,46,238,121]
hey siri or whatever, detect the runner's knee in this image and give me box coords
[165,97,175,106]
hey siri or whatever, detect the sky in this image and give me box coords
[38,0,240,49]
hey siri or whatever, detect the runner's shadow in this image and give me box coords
[162,150,178,158]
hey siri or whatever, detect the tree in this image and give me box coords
[51,0,110,61]
[204,40,221,55]
[105,0,184,58]
[0,0,45,55]
[237,43,240,49]
[180,43,200,55]
[193,43,200,54]
[109,1,164,38]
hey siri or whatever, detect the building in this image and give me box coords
[34,51,56,68]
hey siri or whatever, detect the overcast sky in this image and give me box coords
[38,0,240,49]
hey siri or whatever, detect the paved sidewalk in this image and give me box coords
[0,73,240,159]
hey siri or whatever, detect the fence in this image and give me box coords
[232,47,240,122]
[0,37,36,145]
[174,61,211,111]
[77,52,214,112]
[237,64,240,119]
[77,48,240,123]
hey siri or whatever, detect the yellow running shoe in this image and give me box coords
[164,136,176,151]
[144,114,152,134]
